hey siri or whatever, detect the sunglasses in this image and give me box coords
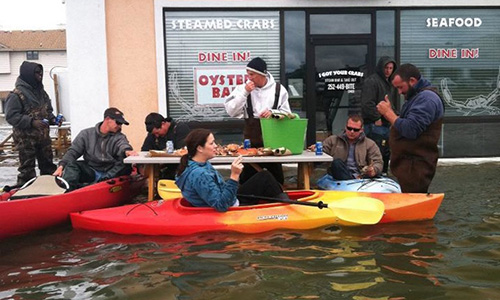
[346,126,362,132]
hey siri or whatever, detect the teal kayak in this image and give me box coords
[317,174,401,193]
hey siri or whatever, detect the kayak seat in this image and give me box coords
[10,175,69,200]
[178,198,266,208]
[180,198,194,207]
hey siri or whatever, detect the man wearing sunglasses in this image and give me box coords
[53,107,138,190]
[377,64,444,193]
[313,115,383,180]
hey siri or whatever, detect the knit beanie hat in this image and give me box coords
[246,57,267,76]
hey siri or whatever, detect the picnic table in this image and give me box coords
[124,151,333,201]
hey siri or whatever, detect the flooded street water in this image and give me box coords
[0,162,499,299]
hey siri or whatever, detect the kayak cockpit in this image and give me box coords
[175,190,321,210]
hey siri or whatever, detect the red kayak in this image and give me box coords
[0,175,145,240]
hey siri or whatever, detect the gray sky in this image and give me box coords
[0,0,66,30]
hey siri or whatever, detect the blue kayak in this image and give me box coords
[316,174,401,193]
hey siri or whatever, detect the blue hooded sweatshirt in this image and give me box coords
[393,77,444,140]
[175,160,239,212]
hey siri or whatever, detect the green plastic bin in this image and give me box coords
[260,117,308,154]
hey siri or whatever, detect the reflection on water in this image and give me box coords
[0,163,499,299]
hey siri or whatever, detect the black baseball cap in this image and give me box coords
[145,113,173,133]
[104,107,129,125]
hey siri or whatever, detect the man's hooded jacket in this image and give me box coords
[361,56,398,126]
[5,61,55,130]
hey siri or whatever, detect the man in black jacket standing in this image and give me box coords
[5,61,58,186]
[53,107,138,190]
[361,57,398,174]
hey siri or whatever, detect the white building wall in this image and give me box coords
[158,0,497,7]
[66,0,108,139]
[0,51,67,114]
[0,52,10,74]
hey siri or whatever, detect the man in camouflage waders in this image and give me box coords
[5,61,58,186]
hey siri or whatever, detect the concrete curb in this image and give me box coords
[437,157,500,166]
[213,157,500,170]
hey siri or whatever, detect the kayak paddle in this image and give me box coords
[158,180,385,225]
[157,179,182,200]
[237,194,385,225]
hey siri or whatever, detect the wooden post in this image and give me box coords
[53,73,61,114]
[0,133,14,152]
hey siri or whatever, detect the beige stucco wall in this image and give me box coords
[106,0,157,150]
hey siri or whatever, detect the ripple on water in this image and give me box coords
[0,163,499,299]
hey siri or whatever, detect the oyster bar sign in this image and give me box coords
[194,66,249,106]
[170,18,276,30]
[427,17,482,59]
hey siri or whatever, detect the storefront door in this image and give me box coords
[306,39,373,143]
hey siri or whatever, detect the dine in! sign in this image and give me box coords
[194,66,249,106]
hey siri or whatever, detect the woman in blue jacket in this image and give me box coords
[175,128,286,212]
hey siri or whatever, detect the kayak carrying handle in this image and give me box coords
[19,177,38,190]
[126,203,158,216]
[56,176,70,190]
[237,194,328,209]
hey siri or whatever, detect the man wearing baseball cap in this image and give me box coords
[53,107,138,190]
[224,57,291,185]
[103,107,130,125]
[140,112,190,180]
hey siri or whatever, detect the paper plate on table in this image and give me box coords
[148,150,185,157]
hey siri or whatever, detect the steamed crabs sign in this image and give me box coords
[164,11,279,118]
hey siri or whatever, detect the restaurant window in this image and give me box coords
[376,10,395,62]
[164,11,280,122]
[401,9,500,118]
[284,11,306,117]
[310,14,371,35]
[26,51,39,60]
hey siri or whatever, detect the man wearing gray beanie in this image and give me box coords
[224,57,291,185]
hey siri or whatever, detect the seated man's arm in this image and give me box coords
[366,140,383,176]
[141,134,156,151]
[322,136,337,157]
[57,130,88,168]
